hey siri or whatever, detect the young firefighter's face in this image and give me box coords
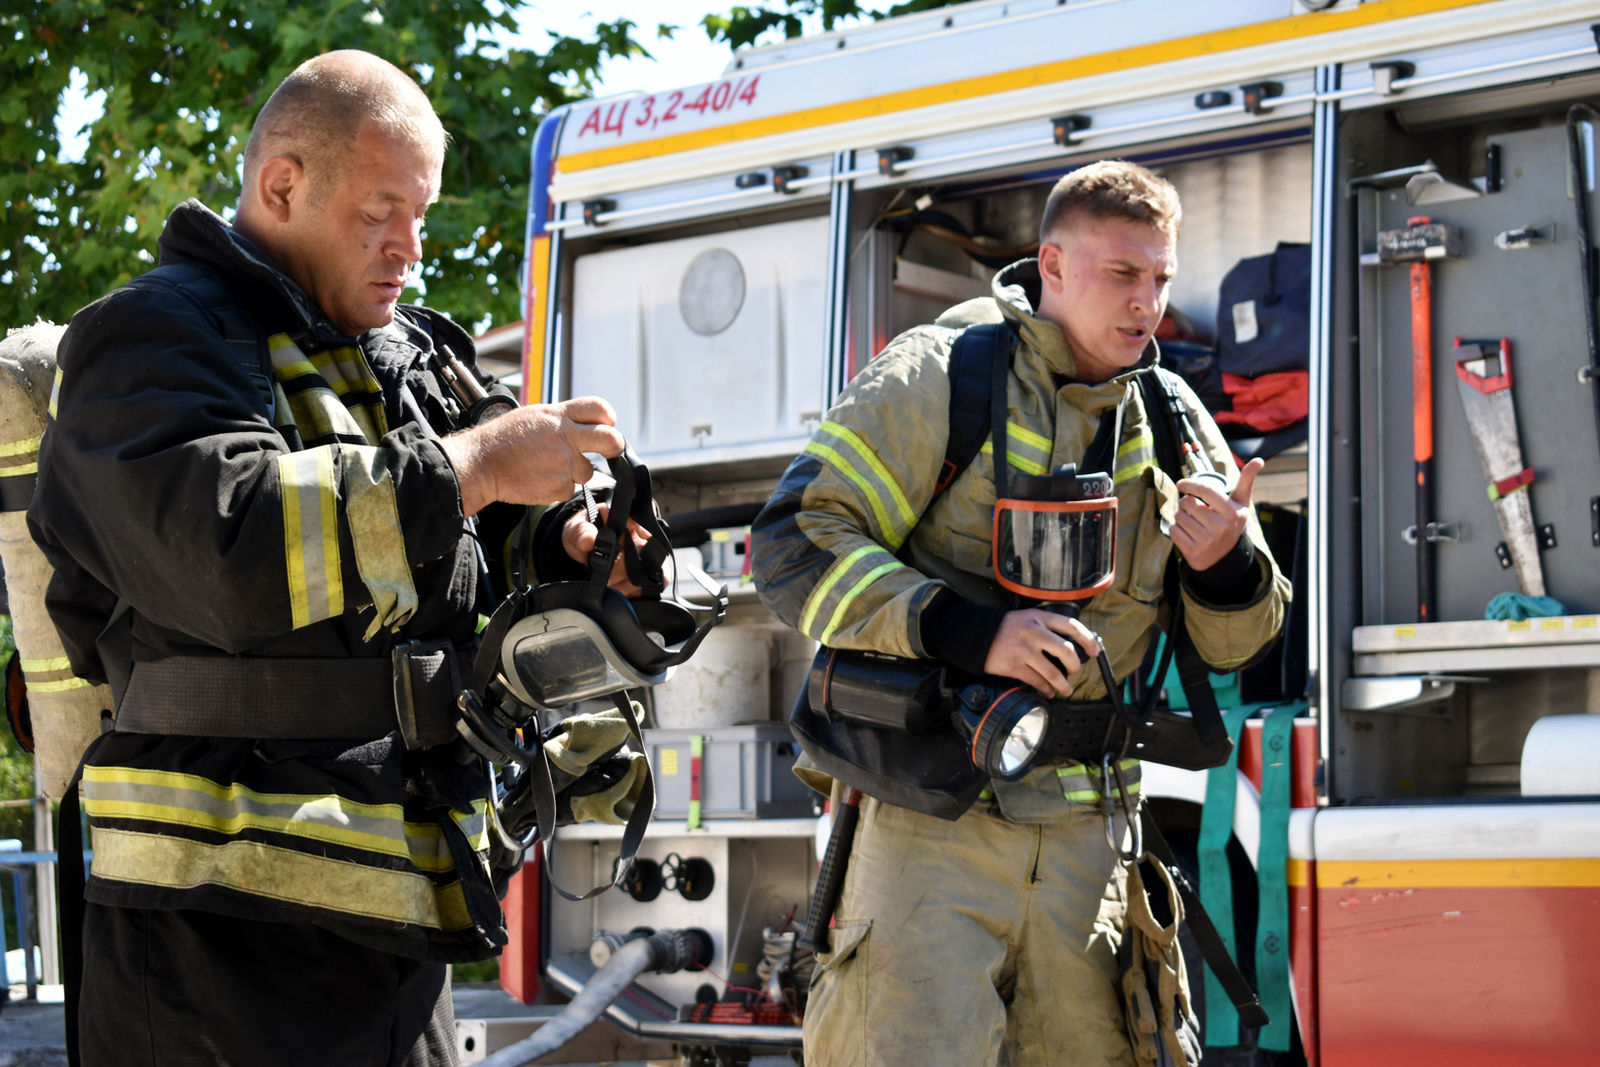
[1039,214,1177,382]
[275,124,441,336]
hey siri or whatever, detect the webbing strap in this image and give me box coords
[1254,704,1302,1051]
[534,689,657,902]
[1197,703,1265,1045]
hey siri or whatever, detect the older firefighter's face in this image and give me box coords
[1038,214,1176,382]
[274,124,441,336]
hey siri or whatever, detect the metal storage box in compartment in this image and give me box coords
[1358,124,1600,624]
[644,724,815,818]
[569,216,829,467]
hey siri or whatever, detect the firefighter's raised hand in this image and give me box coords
[442,396,624,515]
[561,508,673,599]
[1172,457,1263,571]
[983,608,1103,698]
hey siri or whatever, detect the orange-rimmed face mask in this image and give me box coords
[992,465,1117,602]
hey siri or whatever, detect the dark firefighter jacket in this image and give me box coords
[28,200,512,962]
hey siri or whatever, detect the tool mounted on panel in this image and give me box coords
[1452,337,1555,600]
[1376,216,1461,622]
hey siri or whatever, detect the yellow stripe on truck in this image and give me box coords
[556,0,1495,174]
[1317,857,1600,890]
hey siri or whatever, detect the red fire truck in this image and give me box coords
[500,2,1600,1063]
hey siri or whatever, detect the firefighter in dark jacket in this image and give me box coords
[28,51,634,1066]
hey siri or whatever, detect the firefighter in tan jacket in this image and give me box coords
[752,161,1288,1066]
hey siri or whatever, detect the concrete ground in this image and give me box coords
[0,986,66,1067]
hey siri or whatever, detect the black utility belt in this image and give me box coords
[114,639,463,750]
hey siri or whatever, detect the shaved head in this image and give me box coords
[242,50,446,207]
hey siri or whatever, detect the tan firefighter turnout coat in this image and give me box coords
[752,259,1290,818]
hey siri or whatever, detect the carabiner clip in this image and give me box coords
[1100,751,1144,863]
[486,761,541,854]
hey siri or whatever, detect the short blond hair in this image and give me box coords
[242,50,447,206]
[1039,159,1181,245]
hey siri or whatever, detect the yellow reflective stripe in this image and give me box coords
[0,462,37,477]
[309,345,389,441]
[82,766,458,872]
[308,348,369,394]
[804,420,917,547]
[1009,421,1050,453]
[800,545,874,635]
[20,656,72,672]
[1118,432,1153,459]
[269,335,387,445]
[1113,431,1156,485]
[88,827,474,932]
[0,436,41,457]
[49,368,61,419]
[450,803,490,853]
[800,547,902,639]
[819,560,903,644]
[979,440,1049,477]
[267,333,318,380]
[277,448,343,629]
[341,444,418,641]
[1061,782,1143,804]
[25,677,90,693]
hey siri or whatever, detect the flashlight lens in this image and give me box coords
[998,705,1049,777]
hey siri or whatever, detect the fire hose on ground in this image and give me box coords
[477,928,712,1067]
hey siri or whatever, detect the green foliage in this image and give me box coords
[2,1,659,332]
[451,957,500,983]
[702,0,970,50]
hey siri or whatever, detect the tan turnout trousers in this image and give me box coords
[803,794,1137,1067]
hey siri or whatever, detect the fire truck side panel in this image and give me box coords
[1312,805,1600,1066]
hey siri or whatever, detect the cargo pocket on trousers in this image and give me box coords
[814,917,870,975]
[804,918,871,1054]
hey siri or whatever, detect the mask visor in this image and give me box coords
[500,607,670,710]
[993,497,1117,602]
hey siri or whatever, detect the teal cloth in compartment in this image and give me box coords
[1484,592,1565,621]
[1254,704,1302,1052]
[1197,703,1263,1047]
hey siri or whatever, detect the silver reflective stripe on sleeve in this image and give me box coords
[277,447,343,629]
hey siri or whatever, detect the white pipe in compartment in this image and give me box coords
[1522,715,1600,796]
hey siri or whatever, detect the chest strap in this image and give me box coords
[113,640,461,749]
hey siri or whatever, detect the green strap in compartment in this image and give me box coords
[1197,703,1260,1046]
[1255,703,1302,1051]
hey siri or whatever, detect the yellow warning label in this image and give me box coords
[1541,618,1565,631]
[1577,617,1598,629]
[1394,626,1417,638]
[1508,620,1532,631]
[662,749,679,776]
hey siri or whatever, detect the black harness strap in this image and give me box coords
[937,323,1010,499]
[1137,368,1231,749]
